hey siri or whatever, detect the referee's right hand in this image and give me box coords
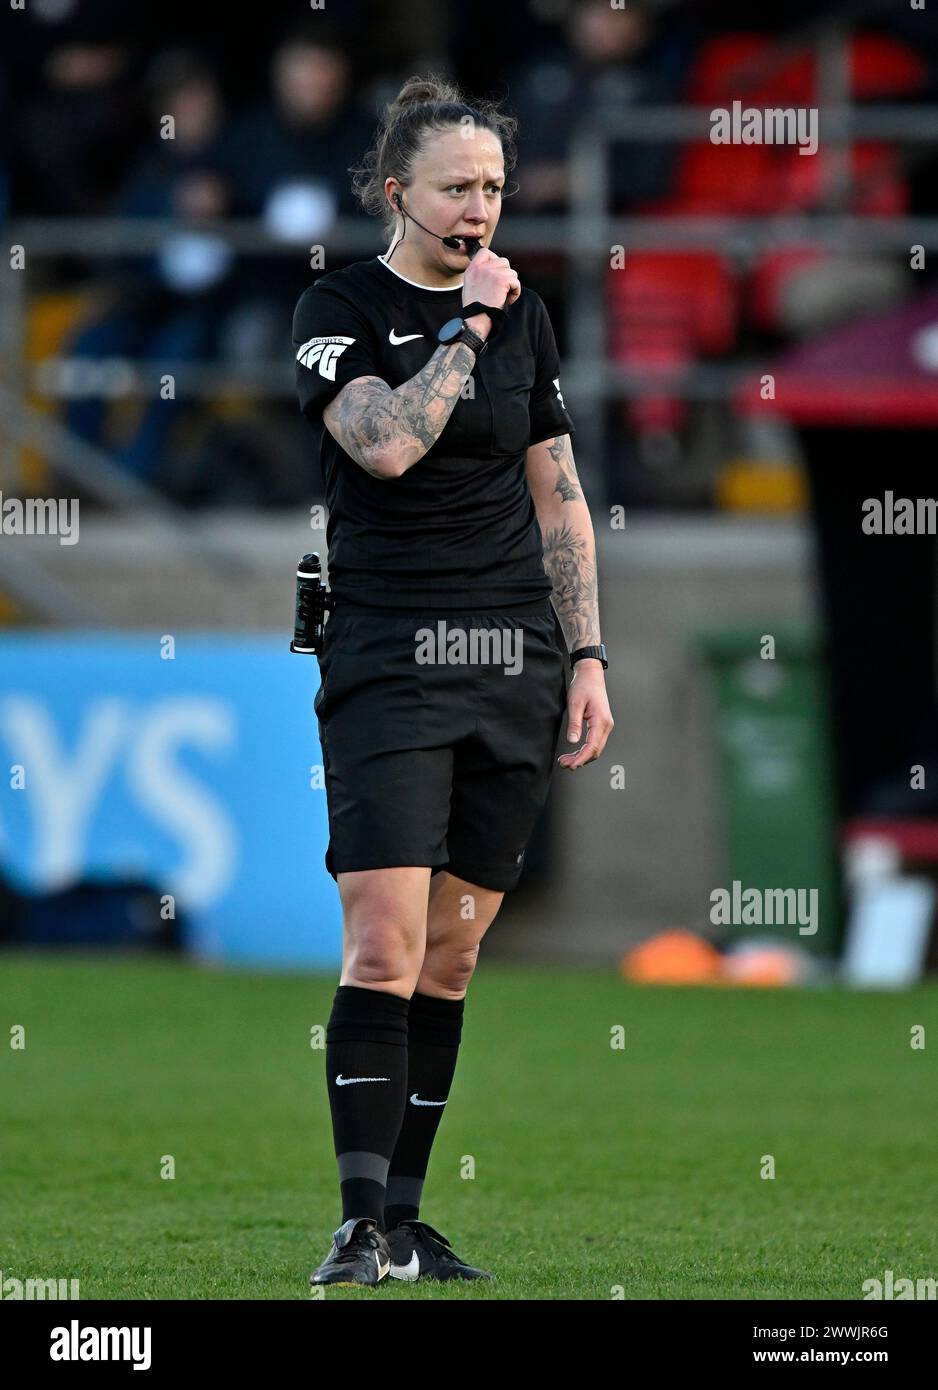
[463,248,521,313]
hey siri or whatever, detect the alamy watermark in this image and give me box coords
[710,101,818,156]
[49,1320,151,1369]
[710,881,818,935]
[862,492,938,535]
[413,622,525,674]
[1,1269,80,1298]
[862,1268,937,1299]
[0,494,79,545]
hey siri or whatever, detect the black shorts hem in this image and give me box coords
[326,845,522,892]
[326,845,450,880]
[434,858,525,893]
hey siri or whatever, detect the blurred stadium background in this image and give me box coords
[3,0,938,986]
[5,0,938,1308]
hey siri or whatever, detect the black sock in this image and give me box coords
[325,984,410,1228]
[384,991,464,1231]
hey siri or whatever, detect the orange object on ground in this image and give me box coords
[620,929,725,985]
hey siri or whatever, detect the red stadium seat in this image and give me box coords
[685,31,925,108]
[608,31,926,436]
[652,32,924,217]
[608,252,736,433]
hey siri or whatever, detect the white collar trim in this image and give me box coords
[377,253,463,292]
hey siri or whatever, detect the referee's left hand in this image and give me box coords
[557,665,614,771]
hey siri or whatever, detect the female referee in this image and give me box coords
[293,75,614,1287]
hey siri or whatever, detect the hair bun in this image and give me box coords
[389,74,461,115]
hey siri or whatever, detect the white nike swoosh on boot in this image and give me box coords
[389,1250,421,1280]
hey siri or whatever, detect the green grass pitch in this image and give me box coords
[2,955,935,1300]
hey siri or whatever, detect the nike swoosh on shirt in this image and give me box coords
[410,1093,446,1106]
[335,1074,391,1086]
[389,330,424,345]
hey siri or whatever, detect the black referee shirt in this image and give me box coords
[292,254,576,609]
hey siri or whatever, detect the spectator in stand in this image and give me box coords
[228,23,375,220]
[219,22,377,362]
[60,51,240,485]
[507,0,694,214]
[12,29,142,216]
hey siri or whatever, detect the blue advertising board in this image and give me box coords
[0,633,341,967]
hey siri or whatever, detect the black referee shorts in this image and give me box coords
[313,597,568,892]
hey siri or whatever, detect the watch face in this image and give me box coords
[438,316,465,343]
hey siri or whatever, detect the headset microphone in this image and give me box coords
[391,193,483,260]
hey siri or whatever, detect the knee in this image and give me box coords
[344,916,423,986]
[420,938,481,995]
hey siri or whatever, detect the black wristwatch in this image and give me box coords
[461,301,508,340]
[437,316,487,357]
[570,643,608,671]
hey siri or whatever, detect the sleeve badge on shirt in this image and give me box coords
[296,335,356,380]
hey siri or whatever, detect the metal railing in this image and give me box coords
[2,85,938,613]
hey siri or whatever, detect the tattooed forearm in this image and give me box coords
[526,434,600,651]
[541,515,600,651]
[547,435,584,503]
[323,342,478,478]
